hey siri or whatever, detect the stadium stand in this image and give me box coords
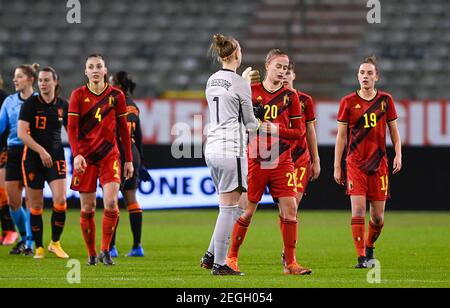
[0,0,449,100]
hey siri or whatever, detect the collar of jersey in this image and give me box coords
[38,94,57,105]
[356,89,378,102]
[262,82,283,94]
[87,83,109,96]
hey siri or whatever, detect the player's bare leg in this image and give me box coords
[80,192,98,265]
[279,197,311,275]
[98,182,120,266]
[351,195,368,268]
[366,200,386,264]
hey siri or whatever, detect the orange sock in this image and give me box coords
[101,209,119,252]
[80,211,97,257]
[367,221,384,249]
[351,217,366,257]
[0,188,7,205]
[280,217,298,266]
[227,217,250,259]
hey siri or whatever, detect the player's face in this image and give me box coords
[38,71,57,96]
[85,57,107,84]
[283,69,296,89]
[13,68,33,92]
[266,58,289,84]
[358,63,379,90]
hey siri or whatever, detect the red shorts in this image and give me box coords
[346,162,390,201]
[71,155,122,193]
[248,159,298,203]
[294,157,311,194]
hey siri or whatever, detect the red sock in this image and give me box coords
[227,217,250,259]
[367,221,384,249]
[351,217,366,257]
[101,209,119,252]
[280,217,298,266]
[80,211,97,257]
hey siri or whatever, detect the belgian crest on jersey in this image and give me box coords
[301,101,306,113]
[381,100,387,113]
[283,94,289,105]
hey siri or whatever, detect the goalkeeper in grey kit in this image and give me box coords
[200,34,260,275]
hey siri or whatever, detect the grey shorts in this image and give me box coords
[205,155,248,194]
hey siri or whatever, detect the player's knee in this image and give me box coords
[81,201,96,212]
[53,196,67,207]
[372,216,384,226]
[30,199,44,209]
[103,198,118,210]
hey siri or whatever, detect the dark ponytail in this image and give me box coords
[111,71,136,96]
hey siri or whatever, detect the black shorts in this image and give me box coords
[22,149,66,189]
[121,144,141,191]
[6,146,24,181]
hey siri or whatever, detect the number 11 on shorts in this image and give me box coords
[380,175,388,195]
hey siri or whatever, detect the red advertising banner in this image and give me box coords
[135,99,450,146]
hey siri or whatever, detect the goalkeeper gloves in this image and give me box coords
[242,67,261,84]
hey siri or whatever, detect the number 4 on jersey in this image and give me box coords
[95,108,102,122]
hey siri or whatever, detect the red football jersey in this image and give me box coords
[68,83,130,164]
[291,90,316,164]
[337,90,398,172]
[248,83,303,163]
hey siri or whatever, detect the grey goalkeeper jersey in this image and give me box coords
[204,69,259,158]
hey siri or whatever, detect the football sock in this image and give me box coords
[80,211,97,257]
[213,205,238,266]
[25,208,34,249]
[30,208,43,248]
[367,220,384,249]
[351,217,366,257]
[51,204,67,242]
[227,216,251,259]
[207,206,244,254]
[10,207,27,241]
[110,217,118,248]
[101,209,119,252]
[280,216,298,266]
[127,203,143,248]
[0,189,15,232]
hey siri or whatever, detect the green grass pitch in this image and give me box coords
[0,209,449,288]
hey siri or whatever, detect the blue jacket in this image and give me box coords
[0,92,38,147]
